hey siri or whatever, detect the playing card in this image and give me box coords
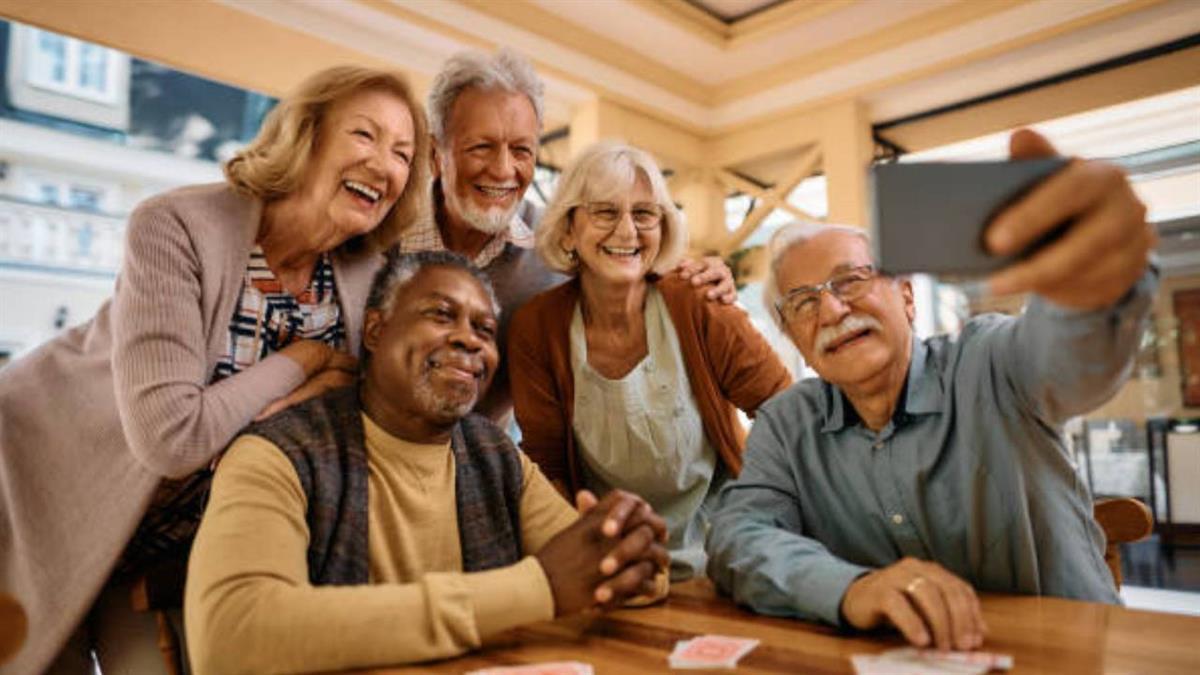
[853,654,981,674]
[850,647,1014,675]
[669,634,759,669]
[895,648,1013,671]
[465,661,594,675]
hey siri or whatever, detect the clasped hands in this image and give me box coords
[536,489,670,617]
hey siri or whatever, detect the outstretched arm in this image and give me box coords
[983,130,1157,424]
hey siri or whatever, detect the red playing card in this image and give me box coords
[670,634,760,668]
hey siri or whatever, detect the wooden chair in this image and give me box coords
[0,591,28,666]
[130,557,189,675]
[1093,497,1154,588]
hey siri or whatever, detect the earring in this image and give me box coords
[565,249,578,263]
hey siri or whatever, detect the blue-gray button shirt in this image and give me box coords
[706,271,1156,627]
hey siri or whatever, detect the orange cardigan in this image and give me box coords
[508,275,792,494]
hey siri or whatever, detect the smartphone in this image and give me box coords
[870,158,1069,277]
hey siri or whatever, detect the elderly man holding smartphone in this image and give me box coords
[706,129,1156,652]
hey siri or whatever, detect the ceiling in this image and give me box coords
[213,0,1200,136]
[687,0,787,23]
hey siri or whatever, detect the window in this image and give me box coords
[35,183,60,206]
[22,176,108,212]
[30,31,66,86]
[24,29,120,103]
[67,187,102,212]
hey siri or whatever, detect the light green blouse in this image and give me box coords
[570,288,724,580]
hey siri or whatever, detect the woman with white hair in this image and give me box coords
[0,65,429,673]
[509,141,791,581]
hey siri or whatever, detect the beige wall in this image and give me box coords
[1087,274,1200,424]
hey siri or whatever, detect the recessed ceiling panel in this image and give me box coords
[687,0,789,23]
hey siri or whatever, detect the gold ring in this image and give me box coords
[904,577,926,595]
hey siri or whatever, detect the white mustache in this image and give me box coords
[815,313,883,353]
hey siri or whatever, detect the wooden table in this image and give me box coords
[374,579,1200,674]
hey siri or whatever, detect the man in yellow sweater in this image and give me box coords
[184,250,669,674]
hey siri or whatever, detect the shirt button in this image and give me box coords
[891,513,904,525]
[873,441,884,450]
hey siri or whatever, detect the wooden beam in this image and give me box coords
[879,44,1200,153]
[717,0,1034,101]
[714,169,818,222]
[720,145,821,255]
[453,0,711,105]
[820,99,873,226]
[705,105,825,168]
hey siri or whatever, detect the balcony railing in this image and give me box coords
[0,195,125,275]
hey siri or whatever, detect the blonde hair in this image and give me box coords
[224,65,431,252]
[536,140,687,275]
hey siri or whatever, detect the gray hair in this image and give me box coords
[763,220,872,331]
[535,140,688,276]
[366,250,500,322]
[427,48,545,145]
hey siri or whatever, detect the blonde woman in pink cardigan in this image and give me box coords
[0,66,430,674]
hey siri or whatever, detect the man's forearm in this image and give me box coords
[707,492,869,626]
[187,557,554,674]
[1008,267,1157,423]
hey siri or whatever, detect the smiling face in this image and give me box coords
[433,88,538,235]
[777,231,915,390]
[295,88,415,247]
[362,265,499,437]
[563,171,662,288]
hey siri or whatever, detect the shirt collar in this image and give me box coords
[396,183,535,268]
[818,332,943,432]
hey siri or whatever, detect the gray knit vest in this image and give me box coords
[244,386,524,585]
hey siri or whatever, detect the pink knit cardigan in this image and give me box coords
[0,183,383,674]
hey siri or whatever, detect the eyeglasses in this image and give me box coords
[775,265,877,325]
[579,201,664,230]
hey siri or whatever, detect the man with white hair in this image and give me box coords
[399,48,735,418]
[706,129,1157,652]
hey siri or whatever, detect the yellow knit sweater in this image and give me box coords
[185,414,579,674]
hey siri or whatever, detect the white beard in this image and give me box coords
[413,367,476,423]
[439,155,519,235]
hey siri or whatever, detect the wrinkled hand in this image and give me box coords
[985,128,1155,310]
[675,256,737,304]
[277,339,356,379]
[537,490,669,616]
[841,557,987,651]
[257,345,357,420]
